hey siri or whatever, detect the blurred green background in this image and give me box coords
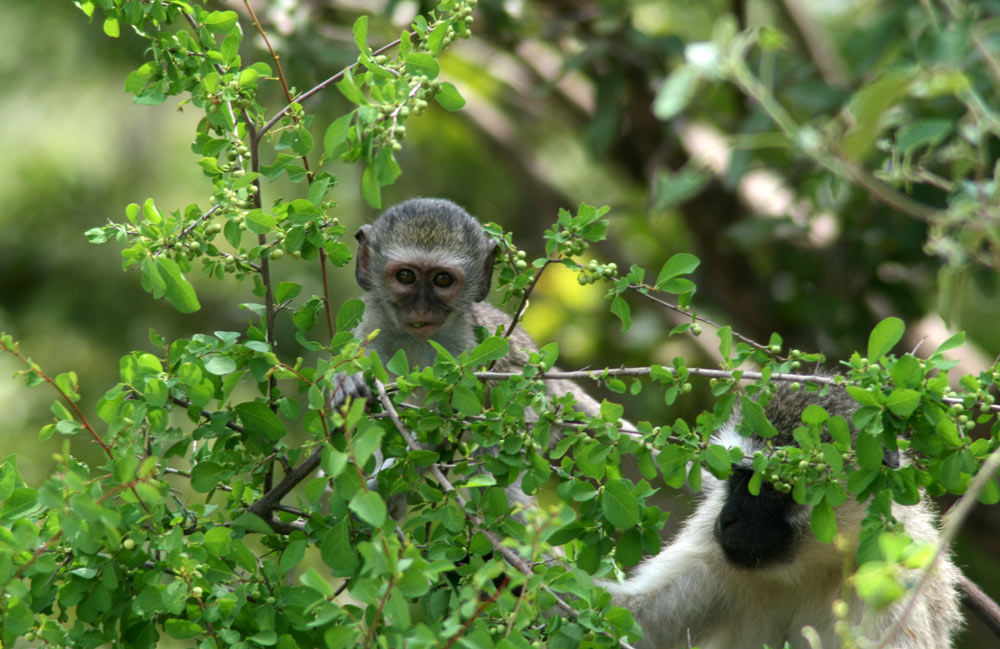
[3,1,999,645]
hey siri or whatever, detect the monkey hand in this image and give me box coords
[327,371,372,412]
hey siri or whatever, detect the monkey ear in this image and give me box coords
[474,241,498,302]
[355,225,374,290]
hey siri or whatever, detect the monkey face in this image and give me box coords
[713,465,803,569]
[383,260,465,339]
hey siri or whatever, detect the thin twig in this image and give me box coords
[503,259,559,339]
[630,287,784,358]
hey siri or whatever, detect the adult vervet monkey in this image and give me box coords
[602,385,962,649]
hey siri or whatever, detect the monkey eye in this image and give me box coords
[395,269,416,285]
[432,272,454,288]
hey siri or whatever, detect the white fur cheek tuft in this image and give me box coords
[709,420,764,459]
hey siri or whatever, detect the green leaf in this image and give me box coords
[222,33,242,66]
[349,490,387,527]
[141,256,166,296]
[153,257,201,313]
[655,253,700,287]
[279,538,307,574]
[336,298,365,332]
[855,432,884,469]
[386,349,409,375]
[600,399,624,423]
[352,15,368,52]
[321,444,348,478]
[204,10,239,31]
[275,281,302,304]
[361,164,381,208]
[890,354,923,389]
[427,22,448,55]
[933,331,965,355]
[885,389,920,418]
[653,65,699,120]
[451,385,482,417]
[142,197,161,224]
[374,146,401,186]
[404,53,439,79]
[190,461,225,493]
[616,528,643,567]
[978,478,1000,505]
[300,567,336,597]
[653,168,710,210]
[165,618,204,639]
[718,326,732,361]
[351,424,383,469]
[846,385,880,407]
[467,336,509,366]
[323,112,353,159]
[103,16,120,38]
[0,487,37,521]
[801,404,829,425]
[868,317,904,361]
[895,119,952,152]
[842,70,914,159]
[435,82,466,110]
[204,526,232,556]
[610,295,631,331]
[204,355,237,375]
[740,395,778,438]
[234,401,285,441]
[810,500,837,543]
[245,209,275,234]
[321,519,359,576]
[940,452,963,492]
[336,68,366,105]
[237,67,257,87]
[602,479,639,530]
[702,445,732,476]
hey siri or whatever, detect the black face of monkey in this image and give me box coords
[714,466,800,569]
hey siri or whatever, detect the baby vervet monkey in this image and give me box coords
[329,197,602,413]
[601,385,962,649]
[329,198,616,505]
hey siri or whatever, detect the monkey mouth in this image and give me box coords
[406,321,441,338]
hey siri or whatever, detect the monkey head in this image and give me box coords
[708,385,891,570]
[355,198,498,341]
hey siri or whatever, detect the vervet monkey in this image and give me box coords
[602,385,962,649]
[330,198,610,503]
[331,197,602,414]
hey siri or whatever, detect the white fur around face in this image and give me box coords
[600,409,962,649]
